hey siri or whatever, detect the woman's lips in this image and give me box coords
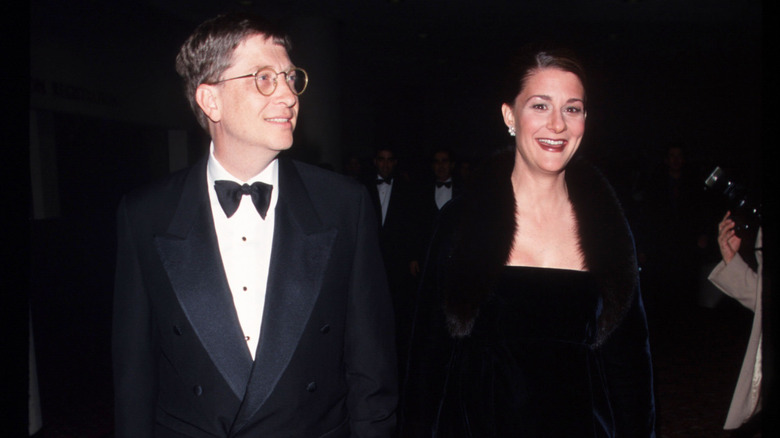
[536,138,566,152]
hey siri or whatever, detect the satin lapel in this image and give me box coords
[452,181,462,201]
[234,159,337,427]
[385,184,399,226]
[153,159,253,399]
[367,181,382,226]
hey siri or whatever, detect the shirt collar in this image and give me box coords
[207,142,278,187]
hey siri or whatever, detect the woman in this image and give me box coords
[401,48,655,437]
[709,212,762,435]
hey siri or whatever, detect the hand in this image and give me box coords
[717,211,741,264]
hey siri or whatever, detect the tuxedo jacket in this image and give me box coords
[413,180,462,263]
[365,178,416,282]
[113,156,397,437]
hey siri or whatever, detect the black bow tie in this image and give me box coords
[436,181,452,188]
[376,177,392,185]
[214,180,273,219]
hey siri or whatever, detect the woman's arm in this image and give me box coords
[600,287,656,437]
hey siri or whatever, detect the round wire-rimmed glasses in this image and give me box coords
[213,67,308,96]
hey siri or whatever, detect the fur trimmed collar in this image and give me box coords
[443,150,638,346]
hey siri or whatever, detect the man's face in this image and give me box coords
[208,34,299,157]
[432,151,454,182]
[374,150,397,180]
[666,147,684,172]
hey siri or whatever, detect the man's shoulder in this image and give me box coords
[124,167,189,201]
[288,159,366,197]
[121,160,204,213]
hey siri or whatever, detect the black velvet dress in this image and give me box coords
[400,153,655,437]
[437,266,612,437]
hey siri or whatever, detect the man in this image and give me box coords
[409,148,460,277]
[369,148,400,229]
[429,148,458,212]
[112,13,397,437]
[365,147,416,377]
[367,148,415,265]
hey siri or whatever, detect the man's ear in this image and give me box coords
[195,84,221,123]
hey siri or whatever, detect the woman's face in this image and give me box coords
[502,68,586,176]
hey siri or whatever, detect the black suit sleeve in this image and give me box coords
[112,196,157,437]
[345,188,399,437]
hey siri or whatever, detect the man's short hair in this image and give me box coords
[432,148,454,162]
[175,12,292,130]
[374,147,396,158]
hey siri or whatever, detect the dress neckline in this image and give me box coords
[502,265,590,274]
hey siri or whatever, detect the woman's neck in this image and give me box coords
[511,164,570,217]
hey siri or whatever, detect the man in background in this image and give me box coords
[366,147,417,380]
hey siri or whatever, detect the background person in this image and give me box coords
[366,146,418,384]
[708,212,763,436]
[409,148,462,278]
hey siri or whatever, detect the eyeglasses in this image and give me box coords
[213,67,308,96]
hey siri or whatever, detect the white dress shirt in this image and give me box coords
[207,143,278,360]
[376,174,393,225]
[435,178,453,210]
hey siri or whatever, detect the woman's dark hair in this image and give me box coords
[175,12,292,130]
[500,45,587,106]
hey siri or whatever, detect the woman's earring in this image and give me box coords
[508,126,516,137]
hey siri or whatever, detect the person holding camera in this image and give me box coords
[708,212,763,435]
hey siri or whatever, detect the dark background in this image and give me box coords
[22,0,771,436]
[30,0,764,176]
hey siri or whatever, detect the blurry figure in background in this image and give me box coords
[343,153,365,181]
[409,148,462,278]
[708,212,763,437]
[367,147,418,381]
[456,157,473,186]
[637,144,710,313]
[431,149,458,211]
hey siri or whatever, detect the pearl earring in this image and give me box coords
[508,126,516,137]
